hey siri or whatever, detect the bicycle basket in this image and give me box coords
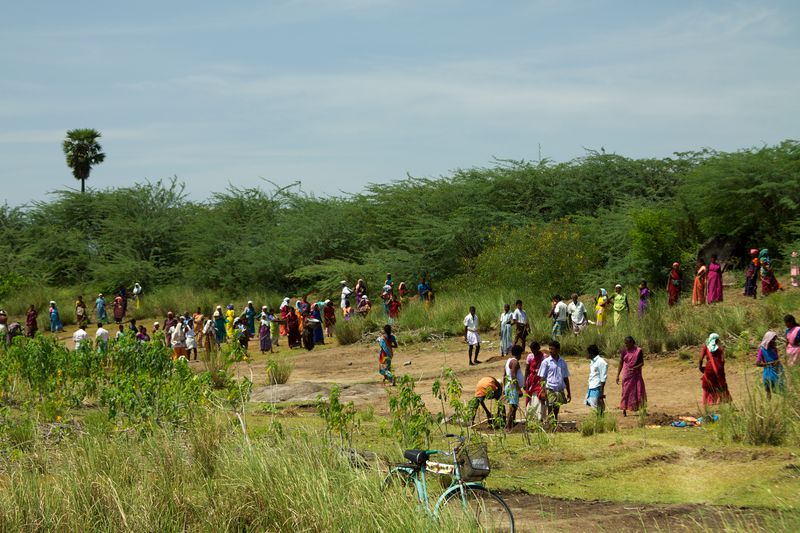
[457,443,490,481]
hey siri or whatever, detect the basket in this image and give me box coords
[457,443,490,481]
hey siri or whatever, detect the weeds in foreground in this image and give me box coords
[579,410,618,437]
[265,358,293,385]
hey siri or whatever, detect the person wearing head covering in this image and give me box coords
[692,259,707,305]
[245,301,256,337]
[132,282,143,309]
[286,307,301,349]
[706,255,724,304]
[698,333,731,406]
[202,313,218,352]
[225,304,236,340]
[759,249,781,296]
[377,324,397,386]
[784,314,800,366]
[667,262,682,306]
[610,285,629,327]
[25,304,38,338]
[279,297,291,337]
[213,307,227,344]
[355,279,367,302]
[75,295,88,329]
[49,301,63,332]
[638,280,650,316]
[309,303,324,345]
[744,249,760,298]
[340,281,352,311]
[756,331,783,396]
[112,295,125,324]
[594,289,608,327]
[95,293,108,322]
[258,307,273,354]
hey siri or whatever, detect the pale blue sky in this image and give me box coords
[1,0,798,205]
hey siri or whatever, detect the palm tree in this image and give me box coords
[62,128,106,193]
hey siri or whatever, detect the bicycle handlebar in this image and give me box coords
[444,434,465,441]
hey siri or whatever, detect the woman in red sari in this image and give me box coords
[667,262,682,306]
[698,333,731,405]
[279,297,290,337]
[616,336,646,416]
[286,307,301,348]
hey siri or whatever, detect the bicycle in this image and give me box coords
[383,434,515,532]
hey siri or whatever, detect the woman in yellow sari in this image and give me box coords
[594,288,608,327]
[225,304,235,340]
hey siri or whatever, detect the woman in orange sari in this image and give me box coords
[692,259,707,305]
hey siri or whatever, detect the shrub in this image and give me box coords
[579,410,618,437]
[265,358,293,385]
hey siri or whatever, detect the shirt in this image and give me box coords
[553,301,568,321]
[511,308,528,325]
[463,313,479,332]
[73,329,88,349]
[538,355,570,391]
[475,377,500,398]
[95,327,110,343]
[588,355,608,389]
[340,286,352,308]
[567,301,587,323]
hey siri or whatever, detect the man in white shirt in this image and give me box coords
[340,280,352,311]
[73,325,89,350]
[463,306,482,365]
[95,322,110,352]
[550,295,569,340]
[585,344,608,413]
[511,299,529,347]
[567,293,588,334]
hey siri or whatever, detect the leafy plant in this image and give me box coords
[316,385,358,448]
[388,375,433,448]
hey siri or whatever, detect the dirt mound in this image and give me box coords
[251,381,387,405]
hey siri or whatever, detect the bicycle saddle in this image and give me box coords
[404,449,430,465]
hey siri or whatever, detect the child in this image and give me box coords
[377,324,397,385]
[585,344,608,414]
[538,340,571,423]
[504,345,524,430]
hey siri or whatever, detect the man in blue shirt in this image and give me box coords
[538,340,571,423]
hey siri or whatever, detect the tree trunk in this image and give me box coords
[81,178,85,193]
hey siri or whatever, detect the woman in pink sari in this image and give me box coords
[615,336,646,416]
[706,255,723,303]
[785,314,800,366]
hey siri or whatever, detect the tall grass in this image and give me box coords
[0,413,465,532]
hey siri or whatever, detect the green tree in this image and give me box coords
[62,129,106,193]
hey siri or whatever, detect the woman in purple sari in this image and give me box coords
[706,255,723,303]
[638,280,650,315]
[616,336,646,416]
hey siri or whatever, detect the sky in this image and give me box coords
[1,0,798,206]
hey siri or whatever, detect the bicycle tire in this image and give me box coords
[383,467,418,498]
[438,485,515,532]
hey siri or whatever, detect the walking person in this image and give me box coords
[504,345,525,430]
[73,323,88,350]
[759,250,781,296]
[743,249,759,298]
[95,322,110,353]
[585,344,608,414]
[791,251,799,288]
[638,280,651,315]
[785,315,800,366]
[537,341,571,424]
[692,259,707,305]
[524,341,546,424]
[184,316,198,360]
[75,295,89,329]
[258,307,274,354]
[698,333,731,406]
[567,294,588,334]
[594,289,609,327]
[667,262,683,306]
[49,301,63,333]
[463,306,482,365]
[25,304,38,338]
[213,307,227,344]
[499,303,514,356]
[323,300,337,338]
[610,284,629,327]
[112,295,125,324]
[378,324,397,386]
[616,336,646,416]
[511,300,529,347]
[549,295,568,340]
[757,331,784,396]
[95,293,108,322]
[245,301,257,337]
[340,281,353,311]
[706,255,724,304]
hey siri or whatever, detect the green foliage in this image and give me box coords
[265,358,293,385]
[316,385,358,447]
[388,375,433,448]
[62,128,106,192]
[630,207,681,282]
[579,410,617,437]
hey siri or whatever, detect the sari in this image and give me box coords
[743,258,759,297]
[757,346,783,392]
[760,262,780,296]
[499,311,513,356]
[638,287,650,316]
[258,318,272,353]
[667,269,682,306]
[619,346,646,411]
[594,291,608,327]
[699,344,730,405]
[378,334,396,383]
[692,265,707,305]
[49,304,63,332]
[706,262,723,303]
[95,297,108,322]
[786,326,800,365]
[245,307,256,336]
[213,315,227,343]
[310,307,324,344]
[286,310,301,348]
[26,309,38,337]
[113,297,125,322]
[225,310,235,339]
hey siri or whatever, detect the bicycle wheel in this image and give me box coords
[383,467,418,498]
[438,485,515,532]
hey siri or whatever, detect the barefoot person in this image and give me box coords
[499,303,514,356]
[616,336,646,416]
[538,341,571,423]
[511,300,529,347]
[585,344,608,414]
[472,376,503,425]
[524,341,546,423]
[757,331,783,397]
[463,306,481,365]
[378,324,397,385]
[698,333,730,406]
[504,345,525,430]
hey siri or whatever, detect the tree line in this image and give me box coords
[1,141,798,298]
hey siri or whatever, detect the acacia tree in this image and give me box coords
[62,128,106,193]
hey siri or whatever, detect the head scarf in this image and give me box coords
[600,288,607,297]
[280,297,290,309]
[750,249,758,256]
[226,304,234,310]
[213,311,220,318]
[759,249,770,263]
[760,331,778,351]
[706,333,720,353]
[672,262,680,269]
